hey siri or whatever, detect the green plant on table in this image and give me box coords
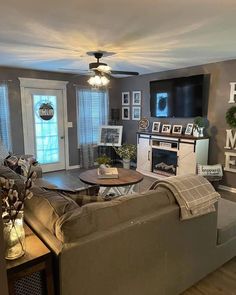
[193,116,208,131]
[113,144,137,160]
[96,154,112,166]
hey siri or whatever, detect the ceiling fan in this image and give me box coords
[60,51,139,87]
[87,51,139,76]
[60,51,139,76]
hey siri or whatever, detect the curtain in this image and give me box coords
[76,88,108,168]
[0,83,11,152]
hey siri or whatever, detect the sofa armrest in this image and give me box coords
[30,165,42,178]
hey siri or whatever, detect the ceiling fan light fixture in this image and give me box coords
[88,73,110,87]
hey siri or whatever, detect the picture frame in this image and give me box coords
[161,124,172,134]
[172,125,183,135]
[185,123,194,135]
[122,107,130,120]
[122,92,130,105]
[98,125,123,146]
[132,91,141,105]
[152,122,161,133]
[132,106,141,120]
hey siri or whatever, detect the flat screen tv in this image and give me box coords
[150,74,208,118]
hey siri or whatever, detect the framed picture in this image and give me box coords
[132,91,141,105]
[122,92,130,105]
[98,125,123,146]
[161,124,171,134]
[152,122,161,132]
[185,123,194,135]
[132,106,141,120]
[172,125,183,134]
[122,107,130,120]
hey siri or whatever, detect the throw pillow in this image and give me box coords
[197,164,223,181]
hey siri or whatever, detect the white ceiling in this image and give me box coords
[1,0,236,75]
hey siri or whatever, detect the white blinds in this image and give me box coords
[76,88,108,145]
[0,83,11,151]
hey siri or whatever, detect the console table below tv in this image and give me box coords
[136,131,209,178]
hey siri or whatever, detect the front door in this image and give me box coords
[22,88,66,172]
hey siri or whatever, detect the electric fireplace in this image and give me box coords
[152,149,178,176]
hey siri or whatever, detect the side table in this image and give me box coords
[6,224,54,295]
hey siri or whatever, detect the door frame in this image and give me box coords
[19,78,69,170]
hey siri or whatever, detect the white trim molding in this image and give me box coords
[218,185,236,194]
[19,78,70,170]
[67,165,81,170]
[18,78,68,89]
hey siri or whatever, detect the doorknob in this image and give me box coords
[60,136,65,139]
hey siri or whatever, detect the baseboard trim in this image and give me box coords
[67,165,80,170]
[218,185,236,194]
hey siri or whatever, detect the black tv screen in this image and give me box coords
[150,74,208,118]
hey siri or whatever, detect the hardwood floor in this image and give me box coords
[43,167,155,192]
[43,169,236,295]
[182,257,236,295]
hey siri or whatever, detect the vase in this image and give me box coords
[123,158,131,169]
[199,127,204,137]
[193,128,200,137]
[3,212,25,260]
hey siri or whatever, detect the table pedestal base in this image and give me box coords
[99,183,139,197]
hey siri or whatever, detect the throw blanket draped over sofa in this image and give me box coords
[150,174,220,220]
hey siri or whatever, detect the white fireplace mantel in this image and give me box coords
[136,132,209,178]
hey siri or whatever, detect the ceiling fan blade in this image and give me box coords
[110,70,139,76]
[58,67,88,71]
[58,68,92,75]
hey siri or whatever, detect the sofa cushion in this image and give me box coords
[56,187,176,243]
[217,198,236,244]
[0,165,25,193]
[25,186,79,236]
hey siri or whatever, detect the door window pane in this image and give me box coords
[33,95,59,164]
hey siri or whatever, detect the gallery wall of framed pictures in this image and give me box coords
[121,91,141,121]
[121,91,196,138]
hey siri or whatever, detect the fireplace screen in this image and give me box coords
[152,149,177,176]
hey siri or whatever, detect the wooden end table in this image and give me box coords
[79,168,143,197]
[6,224,54,295]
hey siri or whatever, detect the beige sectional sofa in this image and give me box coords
[1,166,236,295]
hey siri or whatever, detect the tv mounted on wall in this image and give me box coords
[150,74,208,118]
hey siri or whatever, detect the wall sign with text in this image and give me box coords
[224,83,236,173]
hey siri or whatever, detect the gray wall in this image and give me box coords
[1,61,235,187]
[0,67,115,166]
[112,59,236,188]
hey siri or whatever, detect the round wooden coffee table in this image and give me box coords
[79,168,143,197]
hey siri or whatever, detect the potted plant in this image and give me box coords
[96,154,112,166]
[193,116,208,137]
[113,144,136,169]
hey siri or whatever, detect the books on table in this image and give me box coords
[97,166,119,179]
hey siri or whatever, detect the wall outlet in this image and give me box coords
[67,122,73,128]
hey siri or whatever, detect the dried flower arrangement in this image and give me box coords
[1,168,36,259]
[113,144,137,160]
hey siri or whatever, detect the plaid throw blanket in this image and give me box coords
[149,174,220,220]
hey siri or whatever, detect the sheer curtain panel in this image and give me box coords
[0,83,11,152]
[77,88,108,168]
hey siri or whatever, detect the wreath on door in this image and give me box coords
[226,106,236,128]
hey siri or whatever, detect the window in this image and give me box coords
[76,88,108,145]
[0,83,11,151]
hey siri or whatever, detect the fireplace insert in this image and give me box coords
[152,149,178,176]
